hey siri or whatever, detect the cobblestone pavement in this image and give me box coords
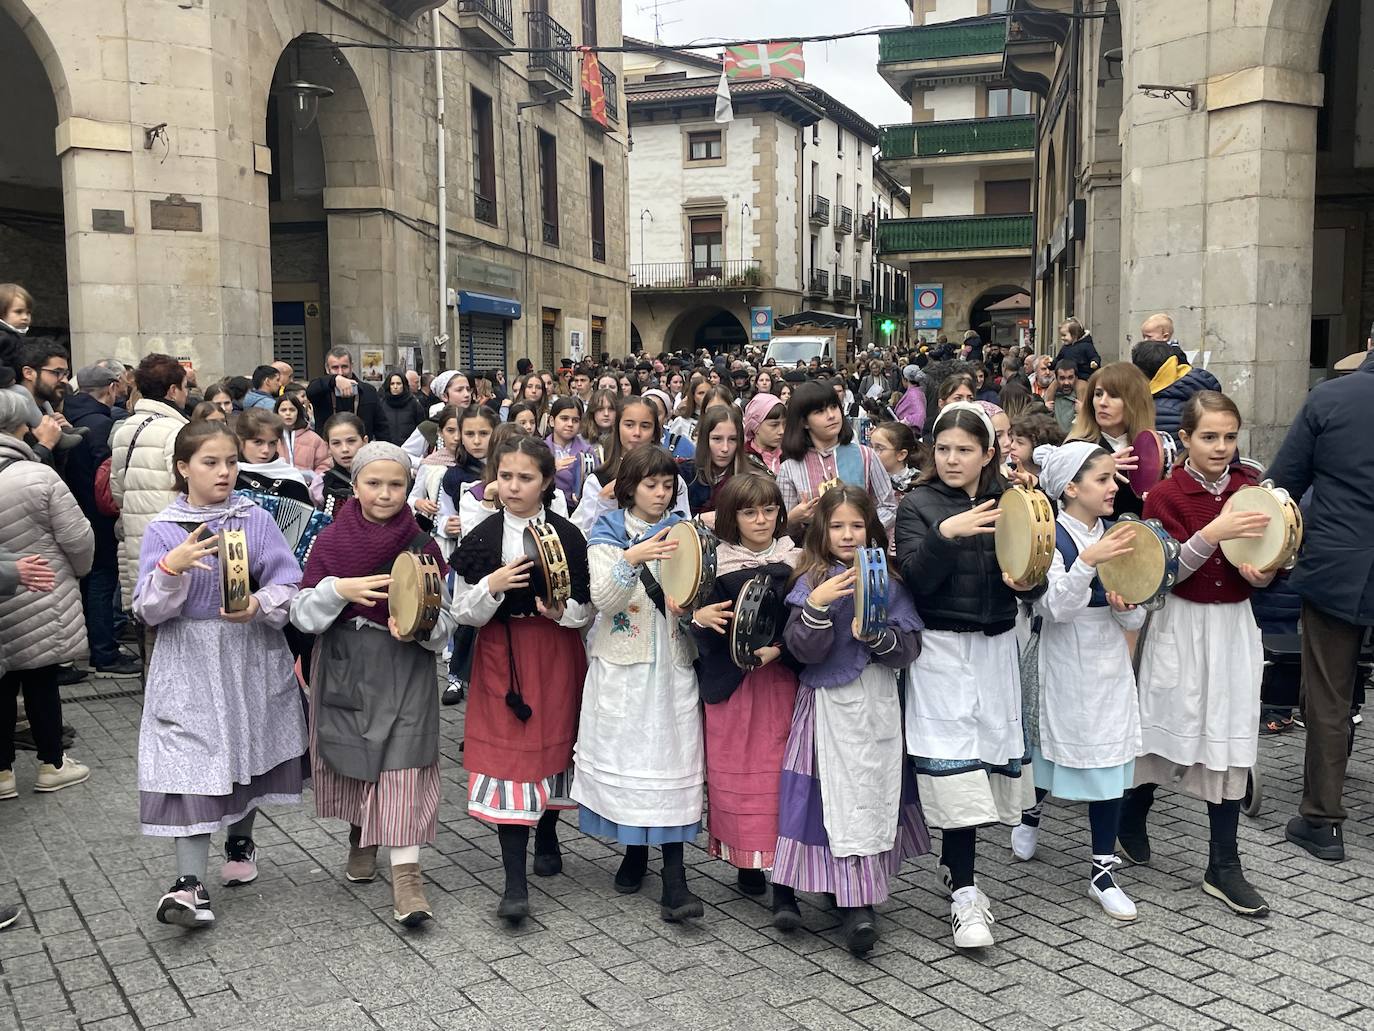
[3,672,1374,1031]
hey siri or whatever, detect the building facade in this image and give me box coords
[1002,0,1366,456]
[876,0,1035,350]
[0,0,630,382]
[623,45,884,356]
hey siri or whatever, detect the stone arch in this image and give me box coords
[969,284,1029,348]
[0,0,69,119]
[661,304,750,355]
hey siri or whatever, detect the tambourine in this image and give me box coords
[390,551,443,638]
[1096,514,1180,609]
[1127,429,1177,498]
[995,485,1056,584]
[853,546,889,637]
[730,574,778,670]
[219,529,251,614]
[661,519,718,608]
[813,477,843,500]
[522,519,572,607]
[1220,481,1303,573]
[574,451,598,500]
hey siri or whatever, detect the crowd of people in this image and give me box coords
[1,275,1372,956]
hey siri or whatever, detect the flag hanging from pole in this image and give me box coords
[580,49,608,127]
[714,68,733,124]
[724,42,805,80]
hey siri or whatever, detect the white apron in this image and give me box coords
[905,627,1023,764]
[813,665,903,858]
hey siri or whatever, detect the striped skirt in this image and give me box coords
[467,767,577,827]
[312,755,441,849]
[772,682,931,907]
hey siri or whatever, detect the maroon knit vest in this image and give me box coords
[1143,466,1256,605]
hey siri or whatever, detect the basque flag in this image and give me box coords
[724,42,805,80]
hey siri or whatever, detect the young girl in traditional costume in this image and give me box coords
[573,445,705,922]
[290,442,457,927]
[776,485,927,955]
[777,381,896,536]
[1122,391,1274,917]
[309,413,366,512]
[687,404,747,516]
[742,393,785,477]
[410,404,462,556]
[134,421,307,928]
[896,402,1042,949]
[870,421,925,501]
[451,436,592,923]
[1009,441,1145,921]
[688,474,802,926]
[571,398,690,534]
[545,397,596,505]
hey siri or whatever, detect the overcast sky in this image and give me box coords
[622,1,913,127]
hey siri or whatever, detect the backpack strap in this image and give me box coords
[1054,522,1108,608]
[122,413,165,476]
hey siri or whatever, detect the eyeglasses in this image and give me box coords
[41,366,70,380]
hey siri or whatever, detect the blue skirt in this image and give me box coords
[1032,748,1135,802]
[579,807,701,845]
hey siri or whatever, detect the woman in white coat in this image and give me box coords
[1010,441,1145,921]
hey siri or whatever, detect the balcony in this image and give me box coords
[859,280,873,304]
[631,260,763,291]
[380,0,448,20]
[455,0,514,54]
[879,115,1035,170]
[582,62,619,128]
[474,193,497,226]
[805,268,830,297]
[878,20,1008,96]
[835,274,853,300]
[858,213,874,240]
[526,11,573,99]
[877,214,1032,262]
[835,206,854,235]
[809,195,831,226]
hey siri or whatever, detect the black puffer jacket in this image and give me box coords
[1055,332,1102,381]
[376,391,425,446]
[895,478,1044,634]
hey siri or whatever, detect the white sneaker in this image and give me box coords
[951,886,995,948]
[0,769,15,801]
[1011,822,1039,861]
[1090,855,1137,921]
[34,755,90,793]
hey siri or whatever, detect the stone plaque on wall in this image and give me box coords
[92,209,132,234]
[150,194,203,232]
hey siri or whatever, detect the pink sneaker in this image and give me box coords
[221,837,258,887]
[156,877,214,928]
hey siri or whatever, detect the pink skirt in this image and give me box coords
[703,661,798,869]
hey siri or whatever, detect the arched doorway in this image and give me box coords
[0,5,68,340]
[664,306,749,355]
[970,285,1029,349]
[266,35,382,381]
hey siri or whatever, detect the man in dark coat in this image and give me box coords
[64,361,140,675]
[304,346,381,441]
[1268,332,1374,862]
[1130,339,1222,445]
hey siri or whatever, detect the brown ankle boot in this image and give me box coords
[346,825,377,884]
[391,863,432,927]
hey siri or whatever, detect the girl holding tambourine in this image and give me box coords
[572,445,705,924]
[895,402,1043,950]
[570,397,690,534]
[686,474,802,927]
[134,421,307,931]
[1010,441,1145,922]
[1124,390,1273,918]
[451,436,592,925]
[290,442,456,929]
[776,486,927,956]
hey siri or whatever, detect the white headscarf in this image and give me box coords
[932,400,996,444]
[1033,440,1104,500]
[429,370,460,403]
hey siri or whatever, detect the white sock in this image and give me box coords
[390,845,420,866]
[951,885,979,907]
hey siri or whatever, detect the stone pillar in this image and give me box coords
[1118,0,1331,457]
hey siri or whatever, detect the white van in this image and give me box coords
[764,334,834,368]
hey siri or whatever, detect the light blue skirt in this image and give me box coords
[1032,748,1135,802]
[579,808,702,845]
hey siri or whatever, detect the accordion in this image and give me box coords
[235,473,334,569]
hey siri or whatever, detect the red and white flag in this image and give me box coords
[724,42,805,80]
[580,49,607,127]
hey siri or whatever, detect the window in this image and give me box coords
[987,87,1032,117]
[581,0,598,46]
[687,131,722,161]
[983,178,1031,214]
[690,216,723,279]
[589,160,606,263]
[541,308,558,370]
[988,0,1009,11]
[538,131,559,245]
[471,88,497,226]
[837,128,844,157]
[811,123,820,145]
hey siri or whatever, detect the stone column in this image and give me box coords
[1118,0,1331,457]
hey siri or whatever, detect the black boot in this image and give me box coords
[736,868,767,896]
[532,810,563,877]
[1202,842,1269,917]
[771,883,802,931]
[614,845,649,894]
[839,906,878,955]
[659,850,703,923]
[1284,815,1345,862]
[1117,785,1155,866]
[496,825,530,923]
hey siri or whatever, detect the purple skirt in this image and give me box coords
[140,757,304,837]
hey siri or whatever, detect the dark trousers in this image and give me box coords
[80,554,121,666]
[1299,601,1367,824]
[1,666,63,768]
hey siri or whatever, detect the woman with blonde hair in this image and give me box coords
[1068,362,1155,517]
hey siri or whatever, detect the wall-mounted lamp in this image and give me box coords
[1137,83,1196,110]
[282,80,335,131]
[1100,47,1123,86]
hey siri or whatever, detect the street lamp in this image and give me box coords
[283,80,335,132]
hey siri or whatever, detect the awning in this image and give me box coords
[458,291,521,320]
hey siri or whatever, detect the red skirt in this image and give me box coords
[703,661,798,867]
[464,617,587,784]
